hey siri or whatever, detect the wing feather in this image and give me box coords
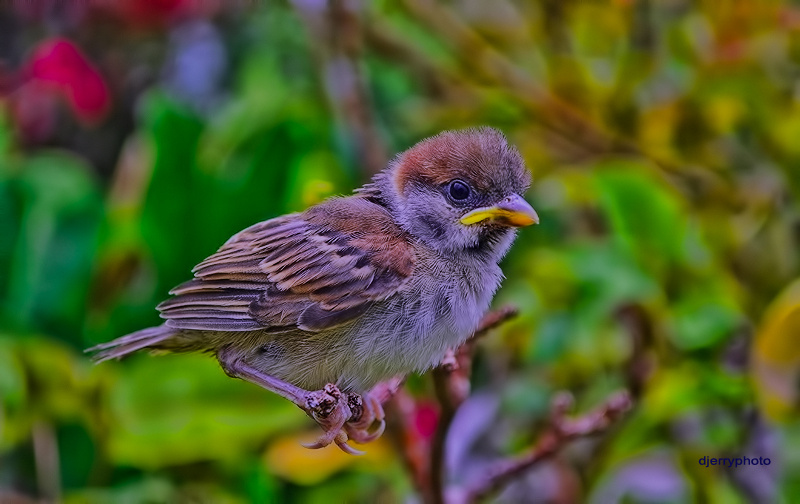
[157,197,415,332]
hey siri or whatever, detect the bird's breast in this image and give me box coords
[339,257,504,390]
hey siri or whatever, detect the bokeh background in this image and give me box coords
[2,0,800,502]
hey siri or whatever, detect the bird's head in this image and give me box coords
[367,127,538,257]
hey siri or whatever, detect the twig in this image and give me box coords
[435,306,519,410]
[388,388,437,504]
[473,306,519,340]
[32,420,61,502]
[429,367,456,504]
[463,390,633,503]
[290,0,388,175]
[370,375,405,404]
[429,307,519,504]
[386,307,631,504]
[615,303,654,400]
[399,0,622,156]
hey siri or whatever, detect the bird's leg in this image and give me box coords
[217,347,363,455]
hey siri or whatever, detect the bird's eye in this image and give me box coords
[448,180,471,201]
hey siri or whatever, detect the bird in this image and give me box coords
[87,127,539,454]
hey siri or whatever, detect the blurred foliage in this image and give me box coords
[1,0,800,502]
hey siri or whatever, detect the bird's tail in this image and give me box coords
[85,325,176,363]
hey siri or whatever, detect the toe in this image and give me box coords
[345,417,385,444]
[334,431,365,456]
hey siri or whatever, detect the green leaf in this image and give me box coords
[593,163,687,275]
[3,152,102,342]
[105,354,298,468]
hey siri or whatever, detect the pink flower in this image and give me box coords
[26,38,110,124]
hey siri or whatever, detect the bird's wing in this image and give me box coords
[156,197,416,332]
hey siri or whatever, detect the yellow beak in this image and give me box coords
[460,194,539,227]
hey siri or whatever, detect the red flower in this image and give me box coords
[98,0,220,29]
[26,38,110,124]
[414,401,440,439]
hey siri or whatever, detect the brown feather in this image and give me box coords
[156,196,415,333]
[392,127,530,198]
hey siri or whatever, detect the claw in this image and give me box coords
[301,440,327,450]
[335,432,365,456]
[303,430,365,455]
[370,418,386,439]
[301,425,342,449]
[337,443,365,456]
[346,417,385,444]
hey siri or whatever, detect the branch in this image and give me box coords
[463,390,633,503]
[387,387,439,504]
[615,303,655,400]
[385,307,632,504]
[385,308,520,504]
[290,0,388,175]
[429,307,519,503]
[32,420,61,502]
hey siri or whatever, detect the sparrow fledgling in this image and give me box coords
[88,127,538,454]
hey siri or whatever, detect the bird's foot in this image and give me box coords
[216,348,397,455]
[344,391,386,444]
[301,383,364,455]
[300,384,386,455]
